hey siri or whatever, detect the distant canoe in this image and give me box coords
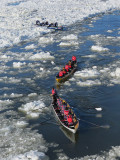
[47,26,64,31]
[51,96,79,134]
[56,63,77,83]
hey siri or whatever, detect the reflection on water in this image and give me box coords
[60,126,79,143]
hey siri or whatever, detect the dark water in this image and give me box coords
[37,11,120,159]
[1,10,120,159]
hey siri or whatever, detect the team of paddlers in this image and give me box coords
[36,20,58,27]
[36,20,64,31]
[58,55,77,78]
[51,87,75,126]
[51,55,77,126]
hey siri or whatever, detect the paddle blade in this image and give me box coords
[101,125,110,129]
[95,107,102,111]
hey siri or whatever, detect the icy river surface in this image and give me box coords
[1,1,120,160]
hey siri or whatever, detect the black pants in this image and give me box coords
[53,94,58,104]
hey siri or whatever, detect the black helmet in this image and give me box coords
[36,20,40,25]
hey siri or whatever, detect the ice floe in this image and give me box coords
[30,51,54,60]
[13,62,26,68]
[77,79,101,87]
[0,106,48,160]
[91,45,109,52]
[61,34,78,40]
[59,41,79,47]
[12,150,49,160]
[25,44,37,50]
[19,100,49,118]
[38,37,54,45]
[74,67,100,79]
[110,67,120,77]
[0,0,120,49]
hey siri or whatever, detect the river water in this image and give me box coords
[1,10,120,160]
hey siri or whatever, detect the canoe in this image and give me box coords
[51,96,79,134]
[60,126,78,143]
[56,63,77,83]
[47,26,64,31]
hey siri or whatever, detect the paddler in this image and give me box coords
[67,115,73,126]
[62,67,67,75]
[59,70,64,77]
[51,87,58,104]
[68,60,72,69]
[65,64,69,72]
[71,55,77,66]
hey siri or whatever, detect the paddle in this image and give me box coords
[87,107,103,111]
[78,118,110,129]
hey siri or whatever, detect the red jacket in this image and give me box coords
[59,71,63,77]
[64,110,69,116]
[72,56,77,61]
[63,70,66,74]
[68,65,72,69]
[52,89,56,95]
[67,115,73,124]
[65,65,69,72]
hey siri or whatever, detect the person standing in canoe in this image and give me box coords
[51,87,58,104]
[71,55,77,66]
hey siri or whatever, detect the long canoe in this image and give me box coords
[56,63,77,83]
[51,96,79,134]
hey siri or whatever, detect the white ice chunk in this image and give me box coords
[28,93,37,97]
[59,41,78,47]
[77,79,101,86]
[12,150,48,160]
[91,45,109,52]
[16,121,28,127]
[25,44,36,50]
[19,100,48,118]
[111,68,120,77]
[30,52,54,60]
[38,37,54,44]
[74,68,99,78]
[61,34,78,40]
[13,62,26,68]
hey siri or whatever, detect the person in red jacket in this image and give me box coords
[72,55,77,62]
[67,115,73,126]
[51,87,57,104]
[62,67,67,75]
[71,55,77,67]
[68,60,72,69]
[59,71,63,77]
[65,64,69,72]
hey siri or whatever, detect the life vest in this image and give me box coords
[61,105,65,112]
[72,56,76,61]
[63,70,66,74]
[59,71,63,77]
[52,89,55,95]
[57,99,61,105]
[65,65,69,72]
[67,115,73,124]
[68,65,72,69]
[64,110,69,116]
